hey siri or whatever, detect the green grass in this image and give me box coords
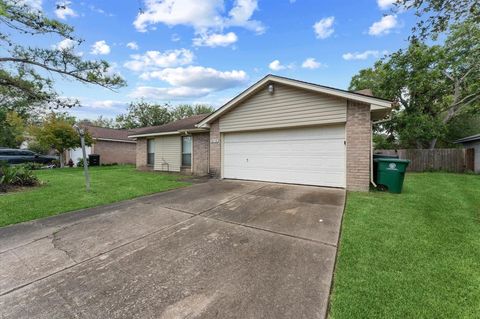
[329,173,480,318]
[0,165,190,227]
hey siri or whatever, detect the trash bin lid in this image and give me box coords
[373,153,399,159]
[373,158,410,164]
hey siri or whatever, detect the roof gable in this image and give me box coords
[197,74,392,128]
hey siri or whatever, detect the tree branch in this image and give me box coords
[0,56,119,91]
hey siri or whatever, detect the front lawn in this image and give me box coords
[0,165,189,227]
[329,173,480,318]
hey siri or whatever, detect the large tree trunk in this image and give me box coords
[59,152,64,168]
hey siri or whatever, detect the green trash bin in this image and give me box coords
[374,158,410,193]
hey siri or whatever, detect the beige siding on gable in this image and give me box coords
[154,135,181,172]
[219,83,347,132]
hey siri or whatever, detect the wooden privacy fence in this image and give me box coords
[375,148,472,173]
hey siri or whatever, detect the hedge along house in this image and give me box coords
[130,75,392,191]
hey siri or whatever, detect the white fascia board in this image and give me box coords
[95,138,136,143]
[128,131,180,138]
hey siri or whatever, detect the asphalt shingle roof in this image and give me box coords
[81,124,133,141]
[130,114,210,136]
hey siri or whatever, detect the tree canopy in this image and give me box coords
[350,20,479,149]
[0,0,126,112]
[29,113,92,167]
[396,0,479,39]
[114,102,214,129]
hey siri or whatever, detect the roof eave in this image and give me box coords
[128,127,209,139]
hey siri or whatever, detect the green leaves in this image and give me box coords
[0,0,126,111]
[115,102,214,129]
[350,20,479,149]
[397,0,479,39]
[29,113,92,155]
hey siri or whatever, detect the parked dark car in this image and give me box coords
[0,148,58,165]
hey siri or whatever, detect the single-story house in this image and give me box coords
[129,75,392,191]
[455,133,480,173]
[67,124,136,165]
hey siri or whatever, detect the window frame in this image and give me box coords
[181,135,192,167]
[147,139,155,166]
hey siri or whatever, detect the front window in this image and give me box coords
[182,136,192,167]
[147,139,155,166]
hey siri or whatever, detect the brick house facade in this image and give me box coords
[130,75,391,191]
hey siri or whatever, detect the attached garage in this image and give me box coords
[223,125,346,187]
[197,75,392,191]
[131,75,392,191]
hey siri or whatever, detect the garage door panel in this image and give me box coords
[223,125,346,187]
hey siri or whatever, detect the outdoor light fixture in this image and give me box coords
[268,83,274,95]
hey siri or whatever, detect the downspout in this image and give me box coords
[370,112,393,188]
[370,123,377,188]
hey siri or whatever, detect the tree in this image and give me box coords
[88,116,118,128]
[115,100,172,129]
[29,113,92,167]
[0,110,25,148]
[350,20,479,148]
[0,1,126,112]
[171,104,215,120]
[396,0,479,39]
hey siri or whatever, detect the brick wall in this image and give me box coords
[209,120,221,177]
[346,100,371,191]
[136,138,148,170]
[192,132,209,176]
[93,140,136,164]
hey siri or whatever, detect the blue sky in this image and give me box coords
[24,0,419,120]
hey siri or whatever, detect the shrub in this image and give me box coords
[76,157,89,167]
[21,162,45,170]
[0,164,39,188]
[101,162,118,166]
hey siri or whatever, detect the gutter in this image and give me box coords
[129,128,210,139]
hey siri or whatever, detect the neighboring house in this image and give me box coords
[67,124,136,165]
[129,75,392,191]
[455,134,480,173]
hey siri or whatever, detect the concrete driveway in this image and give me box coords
[0,180,345,319]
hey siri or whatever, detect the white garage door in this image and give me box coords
[223,125,346,188]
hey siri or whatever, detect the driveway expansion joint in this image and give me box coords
[204,215,338,248]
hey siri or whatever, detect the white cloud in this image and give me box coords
[377,0,396,10]
[313,16,335,39]
[131,66,248,100]
[301,58,323,69]
[124,49,194,71]
[133,0,264,34]
[368,15,398,36]
[342,50,387,60]
[18,0,42,11]
[130,86,212,99]
[55,1,77,20]
[90,40,111,55]
[126,42,139,50]
[87,100,125,109]
[268,60,286,71]
[140,66,247,89]
[171,33,181,42]
[55,38,76,50]
[227,0,265,34]
[193,32,238,47]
